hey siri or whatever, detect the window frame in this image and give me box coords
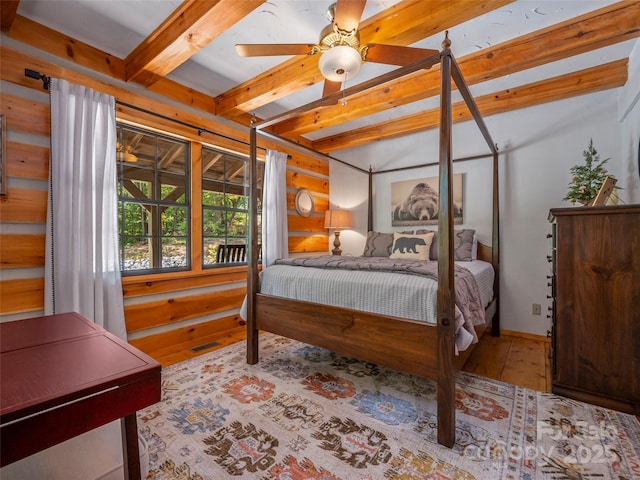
[201,145,263,268]
[116,122,191,276]
[115,119,265,278]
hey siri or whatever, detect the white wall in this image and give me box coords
[330,86,636,337]
[0,421,126,480]
[618,39,640,202]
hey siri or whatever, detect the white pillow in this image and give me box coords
[389,232,434,260]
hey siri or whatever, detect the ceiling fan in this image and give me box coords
[235,0,438,97]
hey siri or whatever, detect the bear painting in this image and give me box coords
[391,175,463,226]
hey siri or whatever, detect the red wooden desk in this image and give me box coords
[0,312,161,479]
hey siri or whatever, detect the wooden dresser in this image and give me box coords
[548,205,640,414]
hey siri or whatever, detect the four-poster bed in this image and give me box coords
[245,37,500,448]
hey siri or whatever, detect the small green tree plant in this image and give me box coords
[564,139,616,205]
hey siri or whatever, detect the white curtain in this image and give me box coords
[45,79,126,340]
[261,149,288,267]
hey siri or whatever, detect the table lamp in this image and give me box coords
[324,208,352,255]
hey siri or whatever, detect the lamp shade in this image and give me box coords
[319,45,362,82]
[324,209,352,229]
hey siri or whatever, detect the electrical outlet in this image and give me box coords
[532,303,541,316]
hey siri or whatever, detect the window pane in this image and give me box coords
[119,177,151,200]
[225,156,245,183]
[227,193,247,210]
[162,237,187,268]
[121,236,152,271]
[119,127,155,169]
[120,202,150,238]
[161,206,188,236]
[201,146,261,268]
[203,237,225,266]
[257,162,264,186]
[158,138,187,201]
[159,177,187,204]
[202,150,224,181]
[157,138,186,174]
[203,208,226,236]
[228,211,247,237]
[202,190,224,207]
[117,123,190,275]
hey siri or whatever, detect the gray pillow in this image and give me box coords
[362,231,417,257]
[416,228,475,261]
[362,231,394,256]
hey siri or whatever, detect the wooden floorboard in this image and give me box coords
[499,338,548,392]
[463,332,551,392]
[544,342,552,393]
[461,334,511,381]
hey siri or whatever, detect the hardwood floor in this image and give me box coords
[462,331,551,393]
[159,327,552,393]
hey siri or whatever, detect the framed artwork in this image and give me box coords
[0,115,6,195]
[391,174,463,226]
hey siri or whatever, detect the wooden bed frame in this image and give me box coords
[245,36,500,448]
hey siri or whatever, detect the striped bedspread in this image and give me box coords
[258,255,487,352]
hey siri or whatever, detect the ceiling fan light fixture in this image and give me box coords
[319,45,362,82]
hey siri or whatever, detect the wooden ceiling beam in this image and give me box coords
[8,15,126,79]
[5,0,636,154]
[274,0,640,140]
[214,0,514,117]
[6,16,217,115]
[312,59,628,152]
[1,0,20,32]
[125,0,263,87]
[1,44,242,152]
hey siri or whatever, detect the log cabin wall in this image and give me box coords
[0,45,329,365]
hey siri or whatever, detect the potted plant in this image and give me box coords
[563,139,617,205]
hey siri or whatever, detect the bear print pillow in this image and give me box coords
[389,232,434,260]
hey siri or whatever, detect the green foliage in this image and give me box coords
[563,139,616,205]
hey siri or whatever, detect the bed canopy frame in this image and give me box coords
[246,34,500,448]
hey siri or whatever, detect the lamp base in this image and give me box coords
[332,230,342,256]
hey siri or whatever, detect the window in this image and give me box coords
[116,124,190,274]
[202,146,262,266]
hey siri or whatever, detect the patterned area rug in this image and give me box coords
[138,333,640,479]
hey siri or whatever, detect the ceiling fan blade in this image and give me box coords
[322,80,343,98]
[235,44,315,57]
[333,0,366,33]
[363,44,440,67]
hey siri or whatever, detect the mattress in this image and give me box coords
[248,257,494,352]
[456,260,495,308]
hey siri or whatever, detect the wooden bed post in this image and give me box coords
[247,123,259,364]
[450,54,501,339]
[368,166,373,232]
[436,36,456,449]
[491,148,500,336]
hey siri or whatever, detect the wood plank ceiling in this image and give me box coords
[2,0,638,153]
